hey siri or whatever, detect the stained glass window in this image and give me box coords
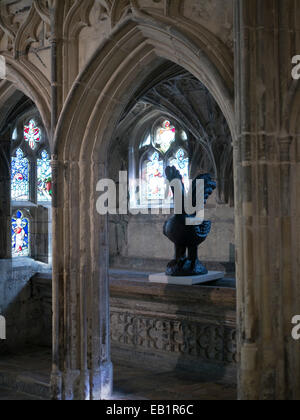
[145,151,165,200]
[24,119,40,150]
[154,120,176,153]
[169,148,189,192]
[133,118,190,208]
[11,148,29,201]
[37,150,52,202]
[12,211,30,257]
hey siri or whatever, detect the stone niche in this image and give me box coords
[108,62,235,272]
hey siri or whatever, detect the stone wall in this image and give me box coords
[0,260,51,354]
[109,204,235,268]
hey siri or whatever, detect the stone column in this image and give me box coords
[0,131,11,260]
[234,0,300,400]
[51,156,113,400]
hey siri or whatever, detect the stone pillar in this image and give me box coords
[0,131,11,260]
[235,0,300,399]
[51,156,113,400]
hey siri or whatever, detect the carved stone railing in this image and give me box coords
[29,271,237,383]
[110,272,237,382]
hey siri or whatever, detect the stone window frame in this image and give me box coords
[11,109,51,207]
[10,108,52,263]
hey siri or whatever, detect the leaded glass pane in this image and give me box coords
[154,120,176,153]
[37,150,52,201]
[145,151,165,200]
[12,211,30,257]
[24,119,40,150]
[11,148,29,201]
[169,148,189,192]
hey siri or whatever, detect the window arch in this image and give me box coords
[132,117,190,208]
[11,115,51,204]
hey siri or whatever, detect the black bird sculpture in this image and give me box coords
[163,166,217,277]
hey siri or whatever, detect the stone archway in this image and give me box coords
[51,17,236,400]
[0,58,51,139]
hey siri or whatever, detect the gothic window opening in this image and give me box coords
[10,112,52,261]
[131,117,190,209]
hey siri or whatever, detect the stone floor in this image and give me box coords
[0,387,43,400]
[0,348,236,400]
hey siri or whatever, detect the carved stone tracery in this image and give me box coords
[111,311,237,365]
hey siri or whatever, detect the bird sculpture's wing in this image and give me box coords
[165,167,217,216]
[191,173,217,207]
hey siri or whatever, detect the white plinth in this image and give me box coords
[149,271,225,286]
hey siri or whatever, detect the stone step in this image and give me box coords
[0,348,51,400]
[0,371,50,400]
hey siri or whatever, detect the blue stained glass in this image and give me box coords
[12,211,30,257]
[11,148,29,201]
[37,150,52,202]
[169,148,189,192]
[146,151,165,200]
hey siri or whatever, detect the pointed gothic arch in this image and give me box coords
[51,17,236,400]
[0,56,51,140]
